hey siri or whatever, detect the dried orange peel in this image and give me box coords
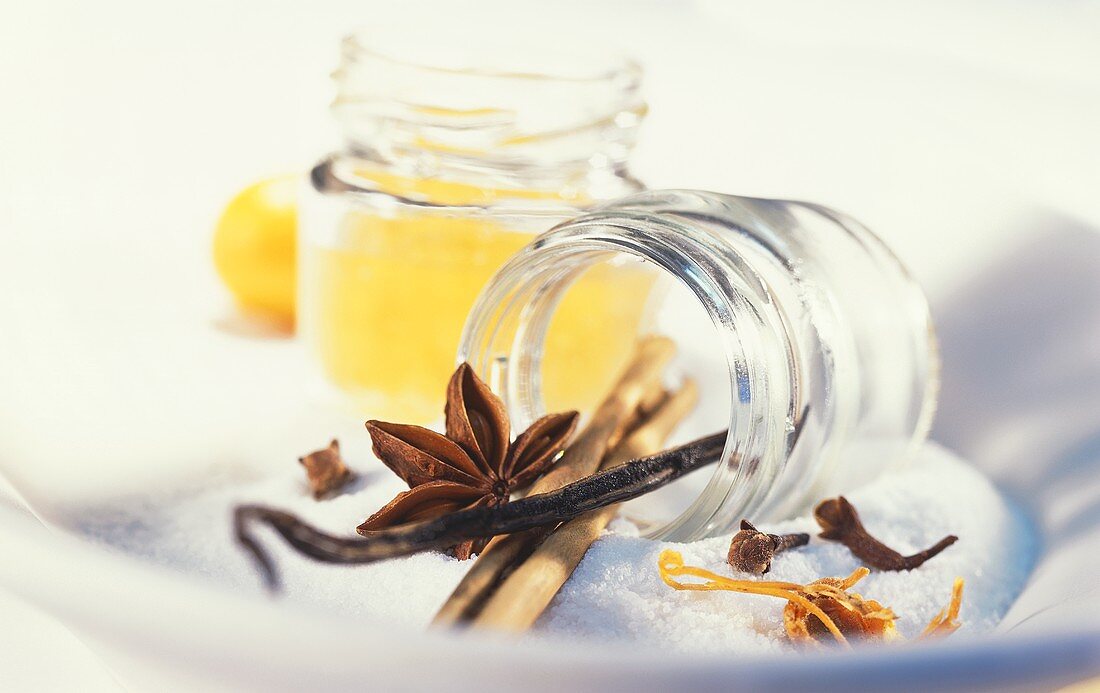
[657,549,965,647]
[920,577,965,639]
[659,549,856,646]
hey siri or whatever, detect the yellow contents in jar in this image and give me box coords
[300,172,654,423]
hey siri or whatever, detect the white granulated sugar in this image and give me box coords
[75,442,1036,652]
[537,444,1038,651]
[77,468,472,628]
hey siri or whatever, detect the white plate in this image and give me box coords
[2,216,1099,690]
[0,494,1095,692]
[2,2,1099,688]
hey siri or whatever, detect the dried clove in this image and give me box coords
[814,496,958,571]
[298,439,354,499]
[727,520,809,574]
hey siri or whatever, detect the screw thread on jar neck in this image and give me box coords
[331,31,647,194]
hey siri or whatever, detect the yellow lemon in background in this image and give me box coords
[213,175,298,328]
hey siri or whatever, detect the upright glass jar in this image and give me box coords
[300,32,649,423]
[460,190,939,539]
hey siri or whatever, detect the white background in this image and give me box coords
[2,1,1098,689]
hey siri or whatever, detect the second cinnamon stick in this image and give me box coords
[431,336,676,626]
[471,380,699,630]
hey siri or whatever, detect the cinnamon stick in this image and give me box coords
[471,380,699,630]
[430,336,675,626]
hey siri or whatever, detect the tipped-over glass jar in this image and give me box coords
[459,190,939,540]
[300,31,650,423]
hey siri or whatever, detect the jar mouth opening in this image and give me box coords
[459,205,799,541]
[342,29,642,85]
[332,31,646,174]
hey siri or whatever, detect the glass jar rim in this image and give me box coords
[341,28,643,85]
[459,191,803,540]
[459,189,939,540]
[327,31,648,203]
[332,30,646,174]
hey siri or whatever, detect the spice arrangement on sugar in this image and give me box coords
[193,32,1040,656]
[226,340,1035,650]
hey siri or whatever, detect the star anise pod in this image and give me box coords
[357,363,578,559]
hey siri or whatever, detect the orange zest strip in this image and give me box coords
[920,577,965,639]
[838,567,870,590]
[657,550,850,647]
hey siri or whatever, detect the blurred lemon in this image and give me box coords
[213,175,298,328]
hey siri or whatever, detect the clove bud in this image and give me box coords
[727,520,809,574]
[813,496,957,571]
[298,439,354,499]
